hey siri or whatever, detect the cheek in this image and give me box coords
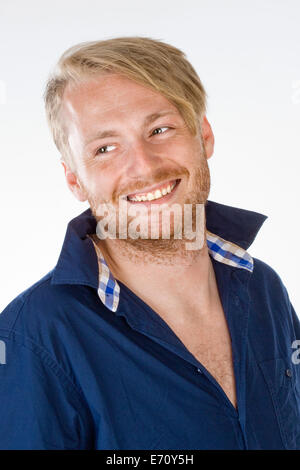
[173,146,199,168]
[169,134,202,161]
[187,140,205,165]
[81,165,119,203]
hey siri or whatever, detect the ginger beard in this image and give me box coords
[84,147,211,265]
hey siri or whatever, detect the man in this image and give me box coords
[0,37,299,450]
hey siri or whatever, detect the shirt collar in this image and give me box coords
[51,199,268,312]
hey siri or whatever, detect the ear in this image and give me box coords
[60,159,88,202]
[200,115,215,160]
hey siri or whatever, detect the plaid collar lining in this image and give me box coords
[88,230,253,313]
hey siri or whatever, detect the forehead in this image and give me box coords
[62,74,179,131]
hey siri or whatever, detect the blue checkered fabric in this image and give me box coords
[88,230,253,313]
[206,230,253,272]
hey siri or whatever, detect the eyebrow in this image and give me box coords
[84,110,178,148]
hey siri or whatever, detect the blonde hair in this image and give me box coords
[44,36,207,171]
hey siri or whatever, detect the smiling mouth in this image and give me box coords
[126,179,181,202]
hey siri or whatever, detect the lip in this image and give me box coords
[126,179,181,205]
[126,179,178,199]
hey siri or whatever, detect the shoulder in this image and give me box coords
[249,256,299,335]
[0,270,54,332]
[250,257,291,304]
[0,270,99,374]
[0,270,78,334]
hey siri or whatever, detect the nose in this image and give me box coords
[124,138,163,179]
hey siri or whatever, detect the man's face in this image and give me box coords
[62,74,213,246]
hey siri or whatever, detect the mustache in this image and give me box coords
[112,166,189,202]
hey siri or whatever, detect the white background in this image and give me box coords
[0,0,299,314]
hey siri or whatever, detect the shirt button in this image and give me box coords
[285,368,292,378]
[196,368,203,374]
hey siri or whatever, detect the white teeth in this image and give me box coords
[128,180,177,202]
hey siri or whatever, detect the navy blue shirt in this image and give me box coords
[0,200,300,450]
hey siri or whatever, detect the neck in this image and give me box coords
[91,228,218,325]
